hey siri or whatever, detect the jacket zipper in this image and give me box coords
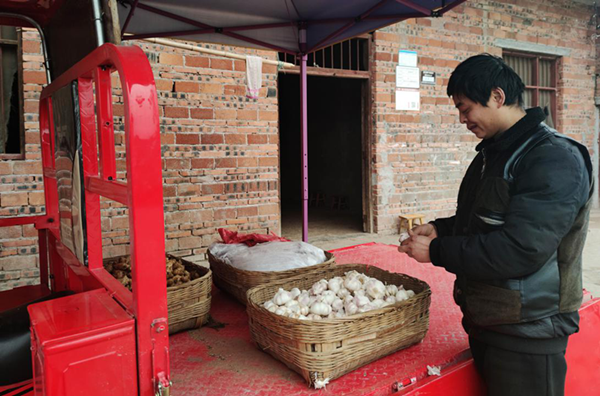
[481,149,487,179]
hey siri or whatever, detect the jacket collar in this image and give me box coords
[475,107,546,152]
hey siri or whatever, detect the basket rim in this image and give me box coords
[246,263,431,324]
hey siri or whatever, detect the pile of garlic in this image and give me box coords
[262,270,416,320]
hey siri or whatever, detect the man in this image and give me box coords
[399,54,593,396]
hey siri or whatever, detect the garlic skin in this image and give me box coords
[365,279,386,300]
[290,287,301,300]
[275,307,289,316]
[299,306,310,316]
[344,277,362,292]
[273,288,292,305]
[327,277,343,293]
[332,298,344,312]
[386,284,398,297]
[310,301,332,316]
[395,289,409,302]
[344,301,358,315]
[320,290,336,305]
[311,279,328,296]
[384,296,397,305]
[336,287,351,299]
[263,300,276,310]
[354,295,370,307]
[297,291,311,307]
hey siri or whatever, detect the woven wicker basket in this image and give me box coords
[103,254,212,334]
[246,263,431,388]
[208,249,335,305]
[166,257,212,334]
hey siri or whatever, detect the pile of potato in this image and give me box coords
[104,255,202,290]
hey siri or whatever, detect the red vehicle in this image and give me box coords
[0,1,598,395]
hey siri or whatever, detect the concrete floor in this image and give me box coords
[280,207,600,299]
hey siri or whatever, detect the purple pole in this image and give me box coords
[300,53,308,242]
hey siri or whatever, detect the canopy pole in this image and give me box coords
[299,26,308,242]
[300,53,308,242]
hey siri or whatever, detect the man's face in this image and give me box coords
[452,94,501,140]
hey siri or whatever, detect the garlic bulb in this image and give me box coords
[327,277,343,293]
[297,291,311,307]
[310,301,332,316]
[336,287,350,299]
[290,287,301,300]
[332,298,344,312]
[365,279,386,300]
[384,296,396,305]
[275,307,289,316]
[386,284,398,296]
[395,289,409,302]
[344,277,362,292]
[311,279,328,296]
[263,300,276,311]
[354,295,370,307]
[307,314,322,320]
[344,301,358,315]
[299,306,310,316]
[407,290,415,298]
[320,290,336,305]
[273,288,292,305]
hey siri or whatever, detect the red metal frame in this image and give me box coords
[35,43,169,395]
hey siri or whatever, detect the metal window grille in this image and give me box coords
[278,37,369,71]
[0,25,24,157]
[504,51,558,129]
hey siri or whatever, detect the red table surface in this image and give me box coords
[169,243,470,395]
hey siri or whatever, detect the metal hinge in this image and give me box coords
[155,372,171,396]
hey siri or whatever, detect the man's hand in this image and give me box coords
[398,228,435,263]
[410,223,438,239]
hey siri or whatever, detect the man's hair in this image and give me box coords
[447,53,525,107]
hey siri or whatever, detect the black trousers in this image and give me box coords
[469,336,567,396]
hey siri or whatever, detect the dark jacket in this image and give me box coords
[429,108,593,354]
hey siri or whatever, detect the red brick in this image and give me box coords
[1,193,28,207]
[22,40,40,53]
[23,71,46,85]
[164,107,189,118]
[191,158,215,169]
[176,134,200,145]
[175,81,199,93]
[199,83,223,94]
[159,53,183,65]
[259,111,277,121]
[216,158,237,168]
[238,110,257,120]
[186,56,209,68]
[28,191,45,206]
[224,134,246,145]
[248,135,267,145]
[259,157,278,167]
[201,134,224,145]
[210,58,233,70]
[155,79,173,91]
[190,108,213,119]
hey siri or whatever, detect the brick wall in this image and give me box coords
[0,29,46,290]
[370,0,598,233]
[1,0,599,289]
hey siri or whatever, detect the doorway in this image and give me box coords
[278,74,369,241]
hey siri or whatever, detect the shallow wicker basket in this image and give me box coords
[208,249,335,305]
[246,263,431,388]
[103,254,212,334]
